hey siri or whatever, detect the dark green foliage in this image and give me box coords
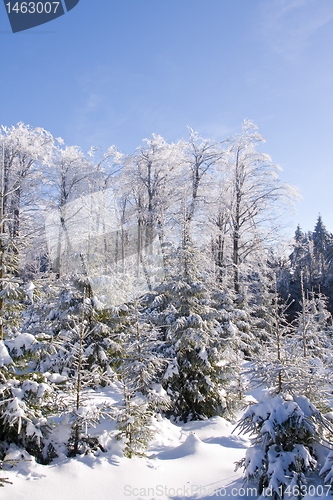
[288,217,333,317]
[149,245,245,422]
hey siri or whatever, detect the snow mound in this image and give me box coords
[45,373,68,384]
[5,333,36,356]
[0,340,13,366]
[151,433,204,460]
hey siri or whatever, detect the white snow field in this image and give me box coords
[1,386,330,500]
[1,382,251,500]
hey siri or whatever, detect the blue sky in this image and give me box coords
[1,0,332,236]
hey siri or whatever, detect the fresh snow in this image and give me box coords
[2,386,330,500]
[0,341,13,366]
[2,385,252,500]
[2,385,331,500]
[5,334,36,356]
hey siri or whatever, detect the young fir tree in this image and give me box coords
[288,274,333,410]
[235,277,331,499]
[21,280,116,457]
[0,339,58,464]
[235,392,328,500]
[114,297,169,458]
[44,288,113,457]
[148,238,244,422]
[64,317,112,456]
[209,283,249,418]
[23,277,116,387]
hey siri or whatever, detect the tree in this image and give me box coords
[115,373,156,458]
[122,134,183,251]
[148,240,243,422]
[288,218,333,317]
[183,129,225,232]
[313,215,331,263]
[0,123,54,242]
[235,275,332,499]
[235,392,328,499]
[42,144,92,278]
[222,120,299,294]
[0,124,54,339]
[0,337,57,464]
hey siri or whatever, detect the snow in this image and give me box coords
[2,386,252,500]
[24,282,35,301]
[44,373,68,384]
[163,361,179,380]
[5,333,36,356]
[0,341,13,366]
[1,385,331,500]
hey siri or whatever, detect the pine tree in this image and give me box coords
[0,341,56,463]
[235,276,332,499]
[235,392,327,499]
[148,241,243,422]
[54,291,113,456]
[115,371,156,458]
[113,297,169,457]
[117,298,167,404]
[313,215,330,275]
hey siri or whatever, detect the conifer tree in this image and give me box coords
[115,371,156,458]
[235,392,328,499]
[235,276,332,499]
[114,297,169,457]
[148,239,244,421]
[0,340,57,463]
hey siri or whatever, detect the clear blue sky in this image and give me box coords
[1,0,332,236]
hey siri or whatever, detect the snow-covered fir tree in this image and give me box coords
[113,297,169,457]
[235,275,332,499]
[148,239,246,422]
[235,392,329,499]
[115,371,156,458]
[0,337,57,464]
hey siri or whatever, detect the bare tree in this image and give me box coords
[222,120,299,293]
[0,123,54,338]
[42,144,92,278]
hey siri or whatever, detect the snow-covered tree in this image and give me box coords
[313,215,331,276]
[115,372,156,458]
[110,297,169,458]
[235,273,332,498]
[148,240,243,421]
[223,120,299,294]
[235,392,328,499]
[0,123,54,339]
[42,144,92,278]
[0,338,57,463]
[122,135,183,251]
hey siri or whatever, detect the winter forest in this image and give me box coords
[1,120,333,498]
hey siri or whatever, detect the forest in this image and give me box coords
[1,120,333,497]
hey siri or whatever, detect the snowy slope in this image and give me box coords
[2,384,251,500]
[2,385,330,500]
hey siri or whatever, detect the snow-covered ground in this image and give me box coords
[1,383,252,500]
[1,385,330,500]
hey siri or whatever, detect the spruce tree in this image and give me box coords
[235,276,331,499]
[114,297,169,457]
[149,241,243,421]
